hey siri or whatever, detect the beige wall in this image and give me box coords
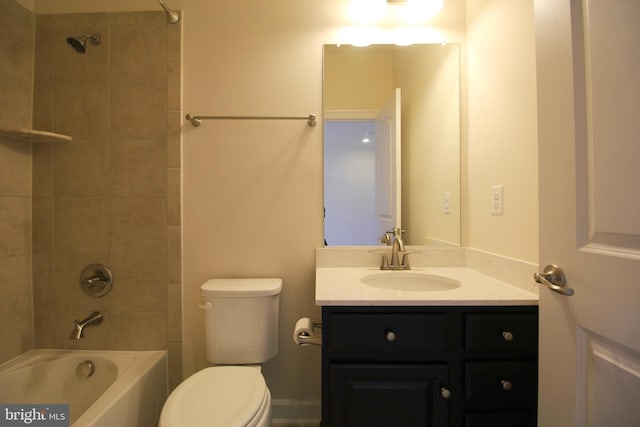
[0,0,35,364]
[178,0,466,404]
[396,44,461,246]
[324,45,394,112]
[28,0,540,408]
[464,0,539,262]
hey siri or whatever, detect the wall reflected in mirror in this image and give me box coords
[323,43,461,247]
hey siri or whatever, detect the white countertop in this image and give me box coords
[316,267,539,306]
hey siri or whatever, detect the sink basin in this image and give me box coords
[361,272,462,292]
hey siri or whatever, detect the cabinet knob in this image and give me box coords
[385,330,396,342]
[502,331,514,342]
[500,379,512,391]
[440,387,451,399]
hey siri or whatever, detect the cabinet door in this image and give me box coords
[329,364,448,427]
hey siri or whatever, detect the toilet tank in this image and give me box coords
[201,278,282,364]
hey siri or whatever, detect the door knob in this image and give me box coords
[534,264,574,296]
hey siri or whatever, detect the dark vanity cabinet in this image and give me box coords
[321,306,538,427]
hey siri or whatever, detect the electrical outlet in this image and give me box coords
[443,192,451,214]
[490,185,504,216]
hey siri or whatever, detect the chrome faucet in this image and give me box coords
[69,311,103,340]
[389,227,406,267]
[380,231,392,246]
[372,227,417,270]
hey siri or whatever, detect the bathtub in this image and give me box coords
[0,349,167,426]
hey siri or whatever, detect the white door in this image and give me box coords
[375,88,401,239]
[535,0,640,425]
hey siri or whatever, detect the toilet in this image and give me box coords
[159,278,282,427]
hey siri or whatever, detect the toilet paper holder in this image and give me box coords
[294,319,322,347]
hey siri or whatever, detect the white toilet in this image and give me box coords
[159,278,282,427]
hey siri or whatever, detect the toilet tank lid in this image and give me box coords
[201,278,282,297]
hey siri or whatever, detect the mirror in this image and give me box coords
[323,43,461,246]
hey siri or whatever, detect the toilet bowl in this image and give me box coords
[159,366,271,427]
[159,278,282,427]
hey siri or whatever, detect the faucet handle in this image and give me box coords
[400,250,422,268]
[369,250,389,269]
[80,264,113,298]
[389,227,405,237]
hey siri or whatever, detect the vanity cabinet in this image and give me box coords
[321,306,538,427]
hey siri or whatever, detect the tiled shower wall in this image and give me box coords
[30,10,182,387]
[0,0,35,364]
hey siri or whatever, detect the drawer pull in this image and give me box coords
[440,387,451,399]
[385,330,397,342]
[502,331,514,342]
[500,379,513,391]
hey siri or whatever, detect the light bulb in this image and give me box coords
[348,0,388,24]
[399,0,444,23]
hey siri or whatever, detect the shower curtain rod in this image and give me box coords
[185,113,318,128]
[157,0,180,24]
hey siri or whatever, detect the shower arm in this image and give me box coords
[157,0,180,24]
[86,34,101,44]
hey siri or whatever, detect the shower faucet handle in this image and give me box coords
[80,264,113,298]
[85,271,107,287]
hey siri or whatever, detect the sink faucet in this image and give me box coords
[69,311,103,340]
[380,231,392,246]
[390,227,406,267]
[371,227,417,270]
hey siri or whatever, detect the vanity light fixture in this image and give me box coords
[392,26,445,45]
[348,0,388,24]
[397,0,444,23]
[348,0,443,24]
[339,26,385,47]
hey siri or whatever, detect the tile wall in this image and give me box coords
[0,0,35,364]
[29,10,182,388]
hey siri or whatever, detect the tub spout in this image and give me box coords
[69,311,103,340]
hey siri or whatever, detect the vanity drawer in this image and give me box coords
[464,361,537,409]
[464,313,537,355]
[328,313,448,358]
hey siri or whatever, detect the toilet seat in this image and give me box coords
[159,366,270,427]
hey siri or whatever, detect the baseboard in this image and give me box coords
[271,398,321,426]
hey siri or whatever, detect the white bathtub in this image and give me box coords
[0,349,167,426]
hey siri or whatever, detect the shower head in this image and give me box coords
[66,34,101,54]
